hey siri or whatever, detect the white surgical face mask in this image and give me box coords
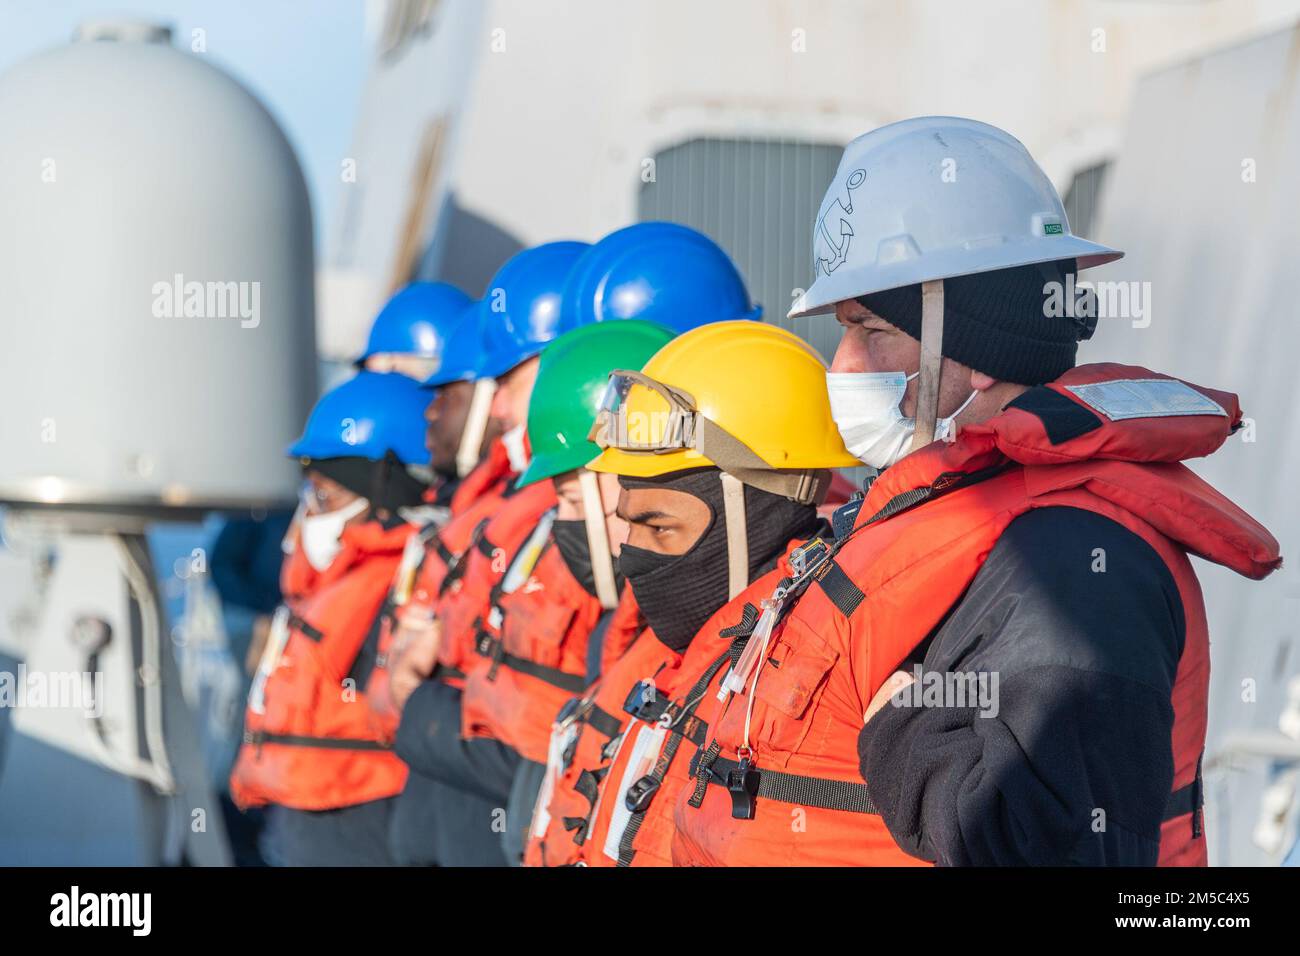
[826,371,977,470]
[300,496,370,572]
[502,423,530,474]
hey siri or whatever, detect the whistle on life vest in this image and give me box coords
[728,747,760,820]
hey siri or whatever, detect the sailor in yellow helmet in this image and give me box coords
[590,318,859,617]
[557,320,858,866]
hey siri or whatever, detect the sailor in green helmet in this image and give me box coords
[428,319,678,863]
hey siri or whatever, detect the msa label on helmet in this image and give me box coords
[1043,222,1064,235]
[1065,379,1228,421]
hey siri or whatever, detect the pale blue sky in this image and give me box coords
[0,0,370,246]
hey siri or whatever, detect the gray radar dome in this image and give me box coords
[0,22,317,512]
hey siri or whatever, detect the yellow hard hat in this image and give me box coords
[587,320,859,503]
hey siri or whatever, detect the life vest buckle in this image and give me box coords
[623,679,658,720]
[624,775,661,813]
[555,697,581,726]
[600,734,623,761]
[790,537,830,579]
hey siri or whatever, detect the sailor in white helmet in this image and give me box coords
[671,117,1280,868]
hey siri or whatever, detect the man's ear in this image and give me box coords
[970,369,998,392]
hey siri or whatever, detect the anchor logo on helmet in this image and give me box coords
[815,168,866,276]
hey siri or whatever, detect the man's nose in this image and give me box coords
[829,328,870,373]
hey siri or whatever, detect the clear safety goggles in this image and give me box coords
[589,370,828,506]
[589,369,700,453]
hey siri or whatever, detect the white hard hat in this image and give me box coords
[789,116,1123,318]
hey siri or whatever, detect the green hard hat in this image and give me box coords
[518,319,677,487]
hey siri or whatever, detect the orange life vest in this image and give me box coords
[522,604,656,868]
[461,543,606,764]
[579,548,806,867]
[450,435,513,517]
[230,519,416,811]
[364,440,519,716]
[431,479,558,684]
[671,364,1281,867]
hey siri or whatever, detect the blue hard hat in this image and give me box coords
[420,300,484,389]
[356,281,472,366]
[289,370,431,465]
[558,221,761,333]
[473,241,591,380]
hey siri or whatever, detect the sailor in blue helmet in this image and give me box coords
[231,370,436,866]
[416,299,498,489]
[421,242,591,490]
[356,281,472,382]
[386,241,593,865]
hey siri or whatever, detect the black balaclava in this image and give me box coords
[552,518,625,599]
[308,452,430,527]
[616,467,821,652]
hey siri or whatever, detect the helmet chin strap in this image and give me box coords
[720,472,748,600]
[578,469,619,610]
[910,279,946,452]
[456,378,497,477]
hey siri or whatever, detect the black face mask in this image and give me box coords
[552,518,625,600]
[617,469,822,653]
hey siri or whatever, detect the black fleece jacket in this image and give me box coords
[858,506,1186,866]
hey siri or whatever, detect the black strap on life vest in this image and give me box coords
[243,730,392,752]
[574,767,604,805]
[719,602,761,640]
[473,630,587,693]
[566,765,611,846]
[434,538,456,572]
[686,743,878,815]
[553,692,623,766]
[437,518,491,597]
[813,560,866,618]
[1163,754,1205,837]
[345,596,392,688]
[585,704,623,740]
[612,650,731,867]
[681,743,1204,835]
[845,464,1016,547]
[288,613,324,642]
